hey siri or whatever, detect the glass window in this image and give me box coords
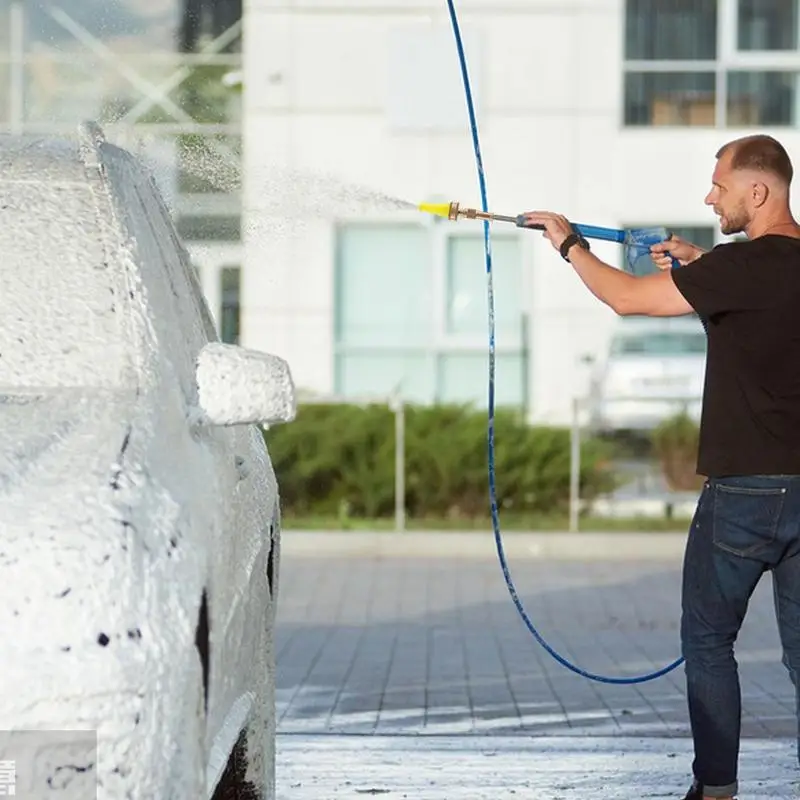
[334,226,529,408]
[177,134,241,193]
[612,331,707,356]
[177,214,241,241]
[335,224,432,348]
[625,0,718,60]
[625,72,716,126]
[180,0,243,54]
[737,0,798,51]
[20,0,246,52]
[625,0,800,128]
[670,226,716,252]
[335,353,435,404]
[727,71,797,126]
[437,353,526,408]
[220,266,240,345]
[445,234,523,347]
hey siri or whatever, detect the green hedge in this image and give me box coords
[264,403,617,519]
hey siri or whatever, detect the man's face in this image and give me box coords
[704,152,751,236]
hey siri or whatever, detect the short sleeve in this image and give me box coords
[670,242,774,316]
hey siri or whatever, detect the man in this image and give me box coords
[524,134,800,800]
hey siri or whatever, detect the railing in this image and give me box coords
[292,392,702,533]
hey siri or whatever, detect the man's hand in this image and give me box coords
[520,211,574,252]
[650,235,706,269]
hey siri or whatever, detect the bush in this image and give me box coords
[264,403,617,519]
[651,412,704,492]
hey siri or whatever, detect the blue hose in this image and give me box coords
[445,0,684,685]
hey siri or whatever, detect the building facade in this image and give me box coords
[242,0,800,424]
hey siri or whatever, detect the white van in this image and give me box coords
[589,314,707,433]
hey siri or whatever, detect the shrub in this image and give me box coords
[651,412,704,492]
[264,403,617,519]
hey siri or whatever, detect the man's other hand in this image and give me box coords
[650,235,707,269]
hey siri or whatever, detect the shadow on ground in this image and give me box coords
[275,555,793,739]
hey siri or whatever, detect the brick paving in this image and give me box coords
[275,542,796,739]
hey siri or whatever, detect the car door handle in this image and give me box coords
[234,455,250,481]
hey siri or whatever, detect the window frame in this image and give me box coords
[623,0,800,127]
[332,215,530,409]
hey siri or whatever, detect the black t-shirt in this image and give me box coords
[671,235,800,477]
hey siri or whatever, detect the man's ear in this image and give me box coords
[752,181,769,208]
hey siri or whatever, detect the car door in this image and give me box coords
[133,174,277,730]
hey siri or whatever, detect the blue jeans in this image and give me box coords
[682,475,800,798]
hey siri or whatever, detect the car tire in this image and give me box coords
[210,580,276,800]
[210,729,261,800]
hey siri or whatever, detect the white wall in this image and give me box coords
[241,0,800,424]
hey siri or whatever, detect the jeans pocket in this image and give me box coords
[712,482,786,557]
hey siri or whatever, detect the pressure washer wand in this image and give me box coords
[445,201,519,226]
[433,200,627,245]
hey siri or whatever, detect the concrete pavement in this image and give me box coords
[275,531,798,797]
[277,736,798,799]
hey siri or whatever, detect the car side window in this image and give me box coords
[132,177,217,399]
[103,154,200,400]
[141,176,220,344]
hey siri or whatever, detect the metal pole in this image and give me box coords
[393,394,406,532]
[569,396,581,532]
[10,1,24,135]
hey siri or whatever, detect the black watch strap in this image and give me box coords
[560,232,590,262]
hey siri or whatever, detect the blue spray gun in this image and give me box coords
[422,200,680,275]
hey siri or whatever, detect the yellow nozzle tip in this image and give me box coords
[418,202,453,219]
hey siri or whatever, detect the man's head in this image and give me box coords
[705,134,793,236]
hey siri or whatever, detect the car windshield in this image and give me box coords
[0,180,134,389]
[611,331,707,356]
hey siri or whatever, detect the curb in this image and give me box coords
[280,530,689,560]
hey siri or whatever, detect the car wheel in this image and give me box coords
[210,651,275,800]
[210,729,260,800]
[210,568,276,800]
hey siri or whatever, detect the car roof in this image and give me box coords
[0,137,93,185]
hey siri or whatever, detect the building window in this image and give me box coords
[624,0,800,127]
[220,266,240,344]
[177,214,241,241]
[738,0,797,51]
[334,224,528,408]
[671,226,717,252]
[625,225,717,254]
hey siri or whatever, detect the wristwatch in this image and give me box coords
[560,232,590,262]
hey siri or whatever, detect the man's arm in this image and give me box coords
[567,246,695,316]
[522,211,695,316]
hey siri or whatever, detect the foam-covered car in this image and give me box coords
[0,123,295,798]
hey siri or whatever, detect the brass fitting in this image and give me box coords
[448,201,491,221]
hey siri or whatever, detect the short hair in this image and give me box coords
[716,134,793,185]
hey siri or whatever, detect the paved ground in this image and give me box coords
[278,737,799,799]
[274,532,799,797]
